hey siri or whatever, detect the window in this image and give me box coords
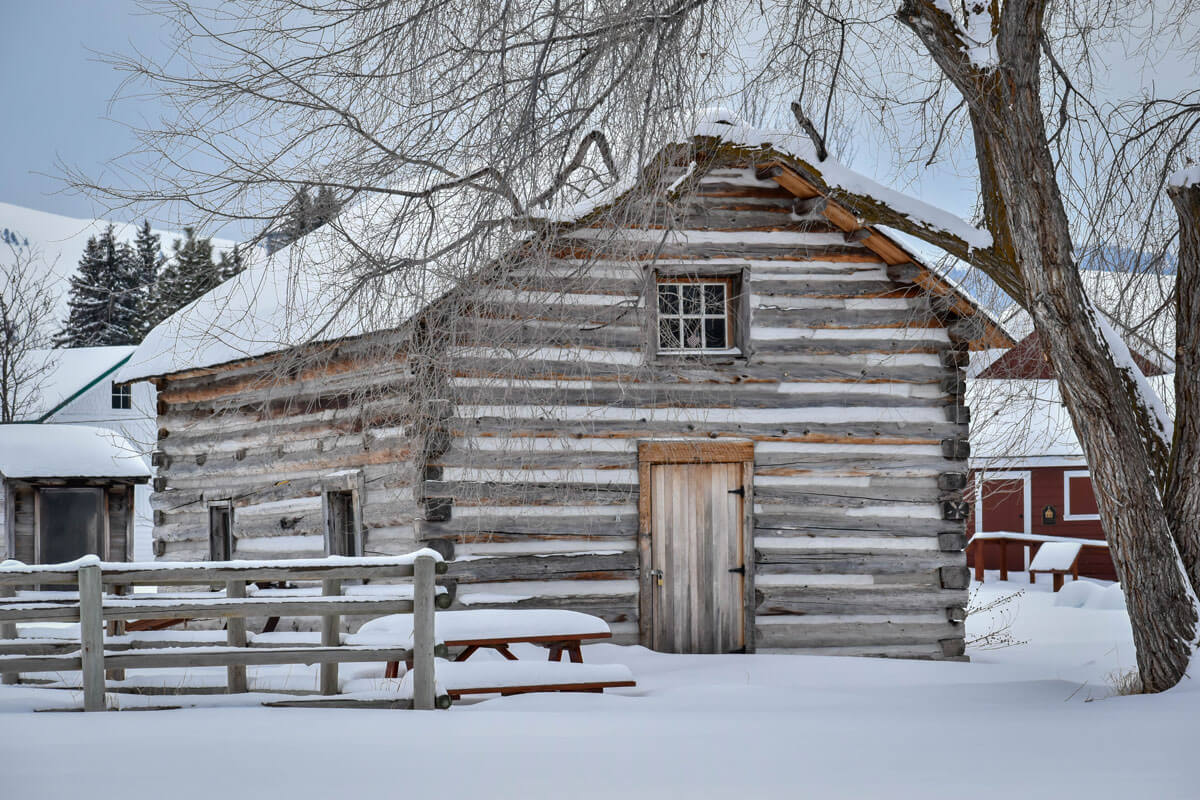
[656,279,734,352]
[208,503,233,561]
[325,490,361,557]
[111,382,132,410]
[1063,470,1100,520]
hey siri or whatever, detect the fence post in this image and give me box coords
[412,554,436,710]
[106,584,126,682]
[226,580,248,693]
[78,561,106,712]
[320,578,342,695]
[0,581,17,685]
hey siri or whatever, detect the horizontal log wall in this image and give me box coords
[146,155,969,655]
[420,161,969,655]
[152,331,423,563]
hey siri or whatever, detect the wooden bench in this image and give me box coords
[401,659,636,699]
[1028,542,1083,591]
[350,609,613,679]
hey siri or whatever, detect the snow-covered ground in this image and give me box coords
[0,576,1192,799]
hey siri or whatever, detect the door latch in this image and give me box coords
[728,486,745,497]
[649,568,664,587]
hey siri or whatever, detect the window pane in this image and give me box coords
[704,284,726,315]
[682,317,703,348]
[659,318,680,349]
[681,284,702,315]
[657,284,679,315]
[704,318,727,348]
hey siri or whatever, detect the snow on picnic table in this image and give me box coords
[0,577,1194,799]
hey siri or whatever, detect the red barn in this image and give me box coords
[966,270,1175,582]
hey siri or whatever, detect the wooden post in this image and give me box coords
[78,561,106,712]
[412,555,436,710]
[0,582,17,685]
[106,584,126,681]
[319,578,342,696]
[226,580,248,693]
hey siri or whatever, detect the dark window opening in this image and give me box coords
[326,490,359,557]
[209,504,233,561]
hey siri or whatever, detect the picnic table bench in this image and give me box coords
[349,609,621,685]
[1027,542,1083,591]
[969,531,1108,588]
[401,659,636,700]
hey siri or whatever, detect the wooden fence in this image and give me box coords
[0,551,448,711]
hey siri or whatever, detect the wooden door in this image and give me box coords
[648,461,745,653]
[976,476,1028,572]
[37,487,104,564]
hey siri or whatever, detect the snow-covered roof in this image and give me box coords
[967,374,1174,467]
[688,110,994,251]
[119,108,1005,381]
[1000,270,1175,370]
[0,424,151,480]
[118,182,502,382]
[16,347,136,422]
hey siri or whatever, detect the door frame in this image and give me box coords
[974,470,1032,536]
[637,438,756,652]
[34,485,109,564]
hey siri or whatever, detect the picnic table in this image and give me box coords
[968,531,1109,587]
[348,609,613,679]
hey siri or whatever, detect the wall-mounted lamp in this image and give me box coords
[1042,505,1057,525]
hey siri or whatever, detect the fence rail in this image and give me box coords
[0,551,448,711]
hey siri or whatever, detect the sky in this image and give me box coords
[1,1,1195,249]
[0,1,173,224]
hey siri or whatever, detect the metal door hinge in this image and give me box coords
[728,646,747,654]
[728,486,745,497]
[728,565,745,575]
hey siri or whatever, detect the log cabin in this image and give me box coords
[118,115,1011,658]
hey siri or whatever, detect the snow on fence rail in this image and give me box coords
[0,551,448,711]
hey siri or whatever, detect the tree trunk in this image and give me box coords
[896,0,1198,690]
[1166,181,1200,597]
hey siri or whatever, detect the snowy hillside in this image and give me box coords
[0,200,241,320]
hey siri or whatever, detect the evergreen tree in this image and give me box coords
[132,220,165,336]
[149,227,223,326]
[217,245,246,282]
[264,186,343,254]
[311,186,340,230]
[56,225,143,347]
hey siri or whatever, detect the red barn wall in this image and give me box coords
[968,466,1116,581]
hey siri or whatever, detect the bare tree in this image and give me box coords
[78,1,1200,689]
[0,245,58,422]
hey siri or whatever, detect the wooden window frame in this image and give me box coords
[1062,469,1100,521]
[111,382,132,410]
[636,439,756,653]
[322,471,365,558]
[646,265,751,362]
[207,500,234,561]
